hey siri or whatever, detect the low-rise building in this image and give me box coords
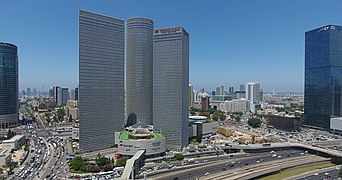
[330,117,342,134]
[218,98,250,113]
[188,121,219,137]
[72,128,79,140]
[266,115,301,132]
[115,123,165,158]
[2,135,26,150]
[0,148,11,166]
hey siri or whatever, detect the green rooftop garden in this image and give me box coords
[118,131,165,140]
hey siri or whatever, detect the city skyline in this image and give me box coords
[2,1,342,93]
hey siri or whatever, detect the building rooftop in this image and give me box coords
[2,135,25,143]
[118,131,165,140]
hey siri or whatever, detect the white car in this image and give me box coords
[204,172,210,176]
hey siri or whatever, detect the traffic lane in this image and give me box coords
[300,169,338,180]
[144,150,305,173]
[147,151,306,179]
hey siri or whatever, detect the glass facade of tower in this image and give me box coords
[0,42,18,129]
[79,10,125,153]
[126,18,154,125]
[304,25,342,129]
[153,27,189,151]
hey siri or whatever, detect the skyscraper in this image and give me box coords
[126,17,154,125]
[189,84,194,108]
[216,87,221,96]
[153,27,189,151]
[70,87,79,101]
[246,82,261,104]
[229,86,234,93]
[240,84,245,91]
[304,25,342,129]
[53,86,60,103]
[0,42,19,129]
[79,10,125,153]
[27,88,31,96]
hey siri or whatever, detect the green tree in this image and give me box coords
[7,129,16,139]
[115,156,129,167]
[86,164,101,173]
[95,154,110,167]
[219,113,226,121]
[45,113,51,123]
[104,164,114,171]
[248,117,262,128]
[69,156,86,172]
[47,102,57,111]
[174,153,184,161]
[208,108,216,114]
[57,108,65,121]
[212,112,219,121]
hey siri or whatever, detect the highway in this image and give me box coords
[298,169,339,180]
[285,166,341,180]
[145,150,311,180]
[203,155,329,180]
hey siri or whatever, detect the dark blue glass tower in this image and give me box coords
[0,42,18,129]
[304,25,342,129]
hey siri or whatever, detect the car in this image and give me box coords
[278,155,282,159]
[256,160,260,163]
[204,172,210,176]
[272,154,277,158]
[314,173,319,176]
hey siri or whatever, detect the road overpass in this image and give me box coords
[222,142,342,163]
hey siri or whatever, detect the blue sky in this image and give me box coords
[1,1,342,93]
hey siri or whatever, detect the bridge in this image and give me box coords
[222,141,342,164]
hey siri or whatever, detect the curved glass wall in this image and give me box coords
[0,42,18,129]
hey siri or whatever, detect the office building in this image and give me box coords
[61,88,69,105]
[126,17,154,125]
[201,95,210,111]
[246,82,261,104]
[216,87,221,96]
[240,84,245,91]
[56,87,69,106]
[70,87,79,101]
[153,27,189,151]
[218,98,250,113]
[221,85,226,95]
[229,86,234,93]
[26,88,31,96]
[304,25,342,129]
[189,84,194,108]
[0,42,19,129]
[79,10,125,153]
[53,86,60,103]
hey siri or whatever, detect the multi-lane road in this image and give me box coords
[142,150,313,180]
